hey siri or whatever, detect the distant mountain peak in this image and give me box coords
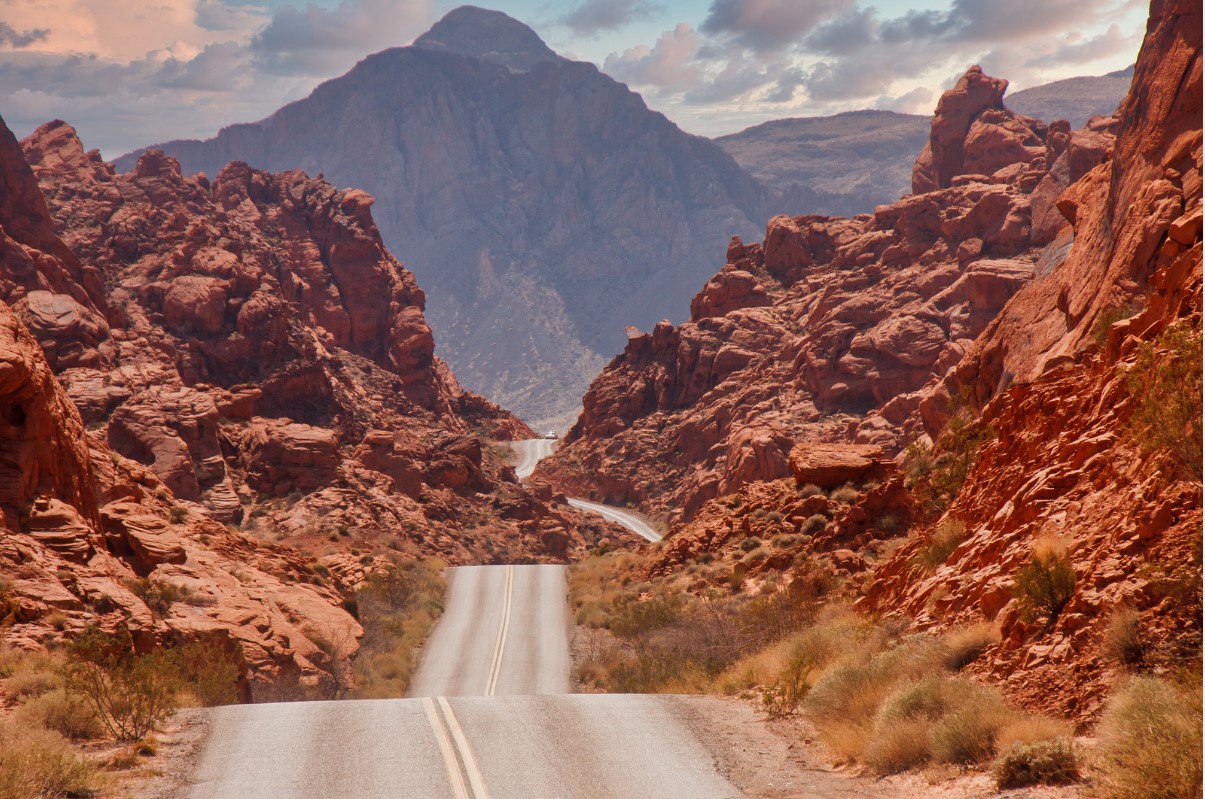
[413,5,559,71]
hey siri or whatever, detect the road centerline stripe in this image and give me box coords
[422,697,470,799]
[437,697,492,799]
[485,564,514,696]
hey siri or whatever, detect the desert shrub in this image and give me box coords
[797,483,823,498]
[6,659,60,699]
[1095,676,1202,799]
[994,714,1073,750]
[739,536,762,552]
[1102,606,1146,669]
[942,622,1000,671]
[1012,537,1076,628]
[352,557,447,698]
[169,506,188,523]
[608,588,684,639]
[173,642,239,707]
[801,514,827,534]
[830,484,859,504]
[804,636,944,761]
[62,625,182,741]
[1126,323,1202,480]
[740,547,769,565]
[928,681,1014,764]
[911,518,969,573]
[993,738,1080,789]
[13,688,103,740]
[0,719,96,799]
[124,578,203,618]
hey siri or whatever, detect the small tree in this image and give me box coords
[62,626,182,741]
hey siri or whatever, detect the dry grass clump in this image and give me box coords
[993,738,1080,789]
[0,718,96,799]
[1095,675,1202,799]
[12,689,103,741]
[941,622,1000,671]
[829,484,860,504]
[911,518,969,572]
[1101,606,1145,669]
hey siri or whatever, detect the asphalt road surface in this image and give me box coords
[187,694,744,799]
[410,564,571,697]
[186,563,746,798]
[510,438,556,479]
[566,497,662,542]
[510,438,662,542]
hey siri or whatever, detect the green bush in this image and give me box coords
[1095,676,1202,799]
[1012,537,1076,628]
[62,625,182,741]
[993,737,1080,789]
[1126,324,1202,480]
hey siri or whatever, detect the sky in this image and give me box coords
[0,0,1147,158]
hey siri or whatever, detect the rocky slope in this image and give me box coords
[551,0,1201,724]
[865,0,1202,720]
[540,64,1116,525]
[0,118,362,698]
[17,117,607,569]
[115,6,766,430]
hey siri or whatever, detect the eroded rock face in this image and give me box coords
[17,120,610,567]
[539,67,1112,525]
[864,0,1203,721]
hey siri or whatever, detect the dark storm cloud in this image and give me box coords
[701,0,854,54]
[0,21,48,49]
[562,0,660,35]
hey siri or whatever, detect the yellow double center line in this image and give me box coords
[484,565,514,696]
[423,696,491,799]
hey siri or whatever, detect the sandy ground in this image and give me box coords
[108,708,210,799]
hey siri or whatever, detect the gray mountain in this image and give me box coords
[116,7,765,430]
[714,71,1131,217]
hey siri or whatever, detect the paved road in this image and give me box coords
[510,438,662,542]
[509,438,556,479]
[186,563,745,798]
[410,565,571,697]
[566,497,662,542]
[187,694,744,799]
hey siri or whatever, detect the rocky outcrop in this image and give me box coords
[17,119,604,568]
[864,0,1202,721]
[113,8,766,430]
[539,66,1113,525]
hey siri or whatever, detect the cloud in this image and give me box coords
[874,86,936,114]
[562,0,659,35]
[701,0,854,53]
[251,0,436,75]
[0,21,47,48]
[603,23,701,87]
[1024,24,1135,68]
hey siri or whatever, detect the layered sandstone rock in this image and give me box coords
[864,0,1203,720]
[539,66,1112,525]
[18,119,603,567]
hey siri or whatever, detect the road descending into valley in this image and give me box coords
[182,441,767,797]
[186,562,748,798]
[510,438,662,541]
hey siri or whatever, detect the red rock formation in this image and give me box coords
[864,0,1202,722]
[539,67,1111,525]
[17,120,601,568]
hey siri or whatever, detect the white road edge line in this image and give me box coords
[484,564,514,696]
[437,696,492,799]
[422,697,470,799]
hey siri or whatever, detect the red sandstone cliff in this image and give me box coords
[539,65,1115,525]
[544,0,1201,723]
